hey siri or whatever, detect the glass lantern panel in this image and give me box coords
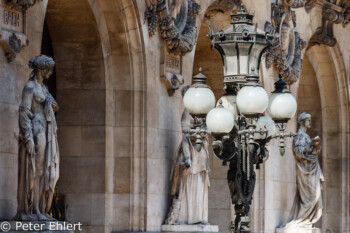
[237,42,252,75]
[220,44,238,76]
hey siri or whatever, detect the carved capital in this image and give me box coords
[265,2,307,85]
[204,0,241,18]
[309,7,344,47]
[3,0,38,11]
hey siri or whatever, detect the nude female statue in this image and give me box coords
[16,55,59,221]
[282,112,324,231]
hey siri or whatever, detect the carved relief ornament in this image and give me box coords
[308,1,349,48]
[265,1,307,85]
[145,0,200,95]
[145,0,200,56]
[3,0,38,11]
[204,0,241,18]
[0,0,40,62]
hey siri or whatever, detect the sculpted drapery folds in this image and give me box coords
[16,55,59,221]
[265,0,307,85]
[282,112,324,231]
[145,0,200,55]
[165,87,210,225]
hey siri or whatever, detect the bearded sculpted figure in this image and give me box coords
[165,87,210,225]
[281,112,324,232]
[16,55,59,221]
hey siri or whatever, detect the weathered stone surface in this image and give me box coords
[276,227,321,233]
[161,224,219,232]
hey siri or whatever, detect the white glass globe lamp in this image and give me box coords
[267,77,297,123]
[206,100,235,134]
[183,68,216,116]
[236,76,269,117]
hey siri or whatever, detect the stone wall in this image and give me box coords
[0,0,48,220]
[0,0,348,233]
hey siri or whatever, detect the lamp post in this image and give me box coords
[183,4,298,233]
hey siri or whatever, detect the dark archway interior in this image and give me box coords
[41,21,56,99]
[43,0,106,226]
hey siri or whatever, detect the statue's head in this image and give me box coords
[297,112,311,129]
[29,55,55,80]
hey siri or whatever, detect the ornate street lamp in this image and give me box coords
[184,4,298,233]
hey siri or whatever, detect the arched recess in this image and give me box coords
[43,0,147,232]
[297,56,322,142]
[302,44,350,232]
[44,1,107,231]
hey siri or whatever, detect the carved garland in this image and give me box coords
[145,0,200,56]
[265,1,307,85]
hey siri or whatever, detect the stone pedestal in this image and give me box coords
[161,224,219,232]
[276,227,321,233]
[2,221,76,232]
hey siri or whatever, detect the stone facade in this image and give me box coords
[0,0,349,233]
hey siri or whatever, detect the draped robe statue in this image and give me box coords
[16,55,59,221]
[282,112,324,231]
[165,109,210,225]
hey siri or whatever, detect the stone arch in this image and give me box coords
[42,0,147,232]
[44,1,107,231]
[301,44,350,232]
[85,0,147,232]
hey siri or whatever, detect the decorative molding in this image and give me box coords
[0,3,32,62]
[3,0,38,11]
[160,48,184,96]
[340,0,350,26]
[204,0,241,18]
[309,7,343,47]
[145,0,200,56]
[265,1,307,85]
[308,0,349,48]
[305,0,318,12]
[0,32,29,62]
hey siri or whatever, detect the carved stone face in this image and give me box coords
[304,117,312,129]
[40,67,53,79]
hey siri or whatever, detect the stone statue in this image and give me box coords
[165,87,210,225]
[282,112,324,231]
[16,55,59,221]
